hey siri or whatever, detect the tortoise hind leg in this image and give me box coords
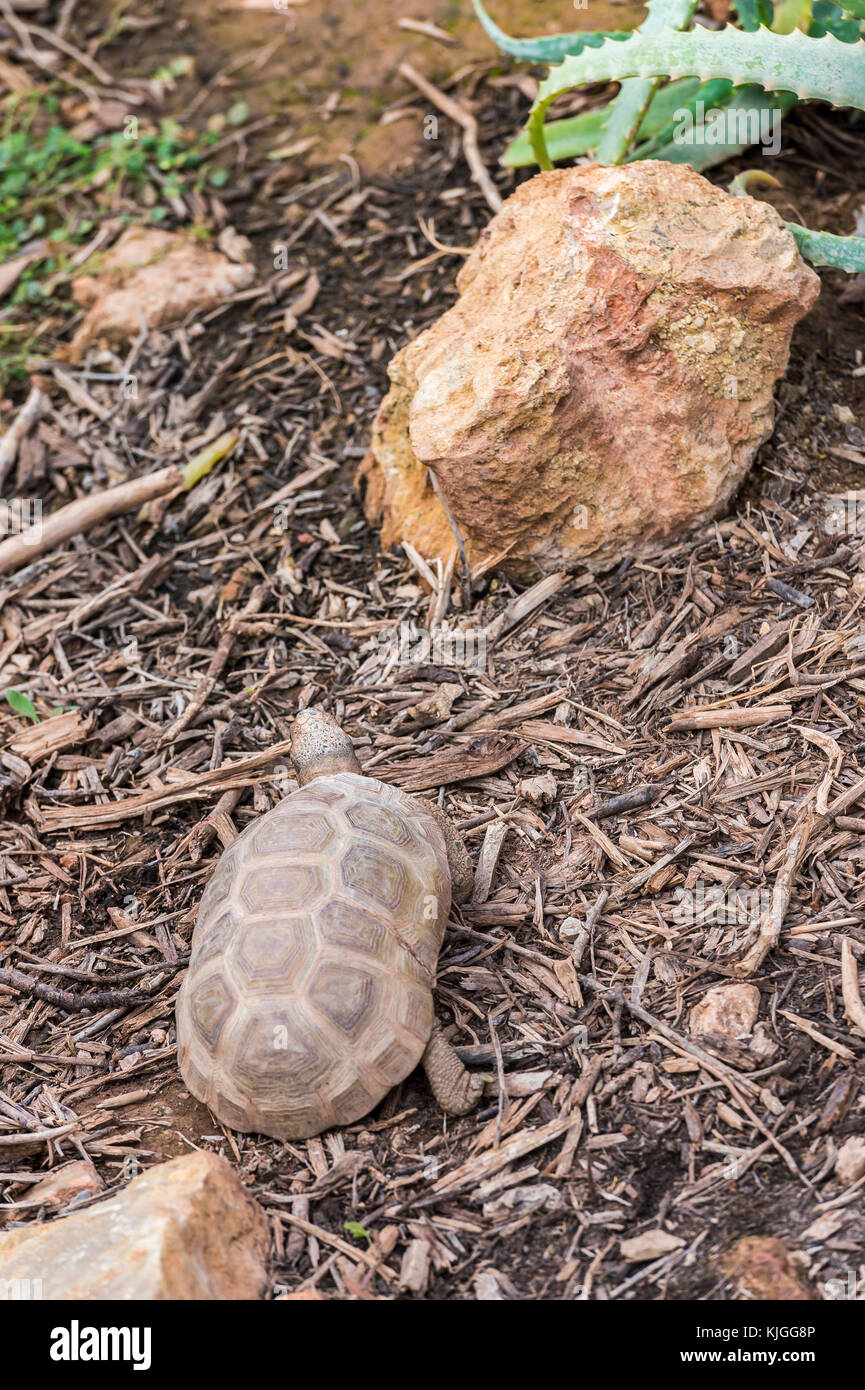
[422,1020,484,1116]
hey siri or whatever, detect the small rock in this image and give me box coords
[362,162,819,578]
[8,1160,102,1212]
[835,1135,865,1186]
[217,226,254,264]
[503,1069,554,1097]
[69,227,254,358]
[0,1152,268,1300]
[725,1236,812,1300]
[690,983,760,1039]
[620,1229,685,1262]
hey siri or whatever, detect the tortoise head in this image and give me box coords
[290,706,361,787]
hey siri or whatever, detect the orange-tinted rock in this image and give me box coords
[725,1236,812,1300]
[690,983,760,1039]
[362,162,819,578]
[7,1159,102,1212]
[0,1152,268,1300]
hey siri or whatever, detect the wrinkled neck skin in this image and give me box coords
[296,751,360,788]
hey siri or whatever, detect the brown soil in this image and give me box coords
[0,0,864,1302]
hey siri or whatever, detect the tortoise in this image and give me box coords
[176,706,484,1140]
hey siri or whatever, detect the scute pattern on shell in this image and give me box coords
[176,772,451,1140]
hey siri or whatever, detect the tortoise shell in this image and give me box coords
[176,772,452,1140]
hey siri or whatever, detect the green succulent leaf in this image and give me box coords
[633,86,797,169]
[596,0,699,165]
[529,28,865,168]
[735,0,776,29]
[503,107,607,165]
[809,0,864,37]
[471,0,629,62]
[629,77,734,157]
[786,222,865,268]
[503,77,706,165]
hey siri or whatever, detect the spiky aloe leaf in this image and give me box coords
[529,28,865,168]
[503,108,607,166]
[634,87,797,169]
[472,0,628,63]
[787,222,865,268]
[503,77,707,166]
[596,0,698,164]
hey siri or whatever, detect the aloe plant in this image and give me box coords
[475,0,865,272]
[503,77,708,166]
[472,1,630,62]
[529,28,865,168]
[595,0,698,164]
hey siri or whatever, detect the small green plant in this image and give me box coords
[475,0,865,271]
[4,690,73,722]
[0,94,228,279]
[5,689,40,722]
[343,1220,373,1243]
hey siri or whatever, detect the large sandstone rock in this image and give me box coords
[0,1152,268,1300]
[362,163,819,577]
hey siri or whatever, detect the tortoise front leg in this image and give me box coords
[422,1019,484,1116]
[422,801,473,903]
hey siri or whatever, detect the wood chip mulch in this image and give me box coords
[1,15,864,1300]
